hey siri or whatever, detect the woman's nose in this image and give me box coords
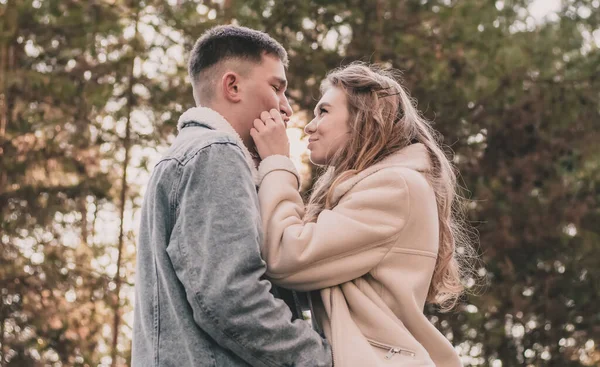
[304,119,316,135]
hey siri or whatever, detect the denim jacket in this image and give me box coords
[132,107,332,367]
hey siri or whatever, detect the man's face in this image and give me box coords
[240,54,292,131]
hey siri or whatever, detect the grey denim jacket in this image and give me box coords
[132,107,332,367]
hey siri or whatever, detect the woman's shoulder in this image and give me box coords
[332,162,430,202]
[331,143,433,202]
[381,165,432,191]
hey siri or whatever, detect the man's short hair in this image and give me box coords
[189,25,288,103]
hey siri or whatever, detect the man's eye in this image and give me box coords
[319,108,328,114]
[272,85,280,92]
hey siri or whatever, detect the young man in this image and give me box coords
[132,25,332,366]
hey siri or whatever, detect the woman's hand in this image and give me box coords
[250,109,290,159]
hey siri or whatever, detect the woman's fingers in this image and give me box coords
[260,111,275,125]
[257,110,285,133]
[253,118,266,132]
[252,110,290,159]
[268,108,285,126]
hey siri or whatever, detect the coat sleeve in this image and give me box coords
[257,155,411,291]
[167,143,332,367]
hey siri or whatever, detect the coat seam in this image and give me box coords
[266,233,395,279]
[388,247,438,259]
[153,253,160,366]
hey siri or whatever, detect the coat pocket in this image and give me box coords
[367,338,416,360]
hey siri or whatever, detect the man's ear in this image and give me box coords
[221,72,242,103]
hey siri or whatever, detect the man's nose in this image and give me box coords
[280,96,293,122]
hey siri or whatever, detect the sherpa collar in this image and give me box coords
[177,106,259,185]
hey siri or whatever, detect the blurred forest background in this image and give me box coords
[1,0,599,366]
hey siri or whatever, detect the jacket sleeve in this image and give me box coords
[257,155,410,291]
[167,143,332,367]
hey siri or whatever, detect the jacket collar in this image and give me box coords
[330,143,432,204]
[178,106,259,185]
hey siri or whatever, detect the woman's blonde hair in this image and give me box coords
[305,62,476,311]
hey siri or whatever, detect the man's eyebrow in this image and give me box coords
[272,77,287,89]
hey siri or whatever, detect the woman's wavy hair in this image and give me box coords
[304,62,477,311]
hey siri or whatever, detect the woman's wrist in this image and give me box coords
[257,155,301,189]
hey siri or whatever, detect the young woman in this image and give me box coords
[251,63,473,366]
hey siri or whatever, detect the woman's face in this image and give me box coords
[304,86,351,166]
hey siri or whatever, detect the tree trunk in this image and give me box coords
[91,198,99,245]
[0,315,5,365]
[0,43,6,140]
[223,0,234,24]
[80,197,88,246]
[374,0,384,63]
[0,44,7,200]
[111,4,138,366]
[0,1,17,197]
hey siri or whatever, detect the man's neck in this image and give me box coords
[204,102,259,168]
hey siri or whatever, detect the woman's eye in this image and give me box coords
[319,108,328,114]
[272,86,280,92]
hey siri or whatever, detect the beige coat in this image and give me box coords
[257,143,462,367]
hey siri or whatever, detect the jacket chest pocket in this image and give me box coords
[367,338,416,361]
